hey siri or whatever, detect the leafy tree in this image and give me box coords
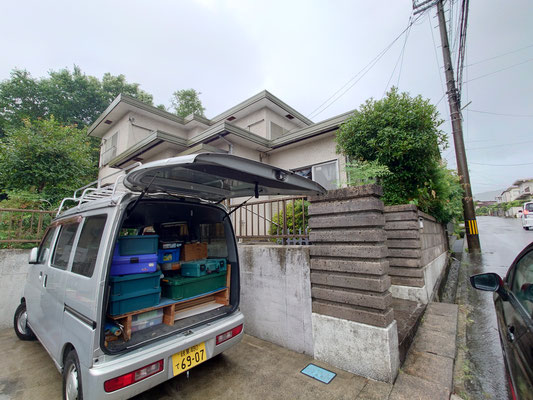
[336,87,461,223]
[0,67,154,133]
[0,118,99,205]
[171,89,205,118]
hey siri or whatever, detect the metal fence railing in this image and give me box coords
[229,196,309,245]
[0,208,56,247]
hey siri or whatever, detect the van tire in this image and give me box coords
[13,303,36,341]
[63,350,83,400]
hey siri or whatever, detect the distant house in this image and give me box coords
[500,186,520,203]
[513,178,533,202]
[88,91,354,191]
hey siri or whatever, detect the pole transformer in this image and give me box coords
[435,0,481,252]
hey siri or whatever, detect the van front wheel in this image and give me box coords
[13,303,36,341]
[63,350,83,400]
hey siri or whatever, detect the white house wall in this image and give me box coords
[232,108,268,138]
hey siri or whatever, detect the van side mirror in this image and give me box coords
[28,247,39,264]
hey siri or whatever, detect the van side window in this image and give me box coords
[51,223,80,270]
[37,227,56,264]
[72,215,107,277]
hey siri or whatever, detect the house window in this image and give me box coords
[101,132,118,166]
[293,160,339,190]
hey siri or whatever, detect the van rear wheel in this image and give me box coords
[13,303,36,341]
[63,350,83,400]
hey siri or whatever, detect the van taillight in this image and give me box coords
[216,324,243,345]
[524,209,529,215]
[104,360,163,392]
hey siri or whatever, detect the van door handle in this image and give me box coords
[39,271,43,280]
[42,274,48,288]
[507,325,515,342]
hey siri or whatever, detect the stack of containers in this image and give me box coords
[161,242,228,301]
[108,235,162,316]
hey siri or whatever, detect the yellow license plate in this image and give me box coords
[171,342,207,376]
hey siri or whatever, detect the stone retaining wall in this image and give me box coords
[385,205,448,303]
[308,185,399,383]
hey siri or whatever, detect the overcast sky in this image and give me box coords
[1,0,531,197]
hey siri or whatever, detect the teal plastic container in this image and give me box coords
[180,259,227,277]
[118,235,159,256]
[109,271,162,296]
[108,287,161,316]
[161,271,226,300]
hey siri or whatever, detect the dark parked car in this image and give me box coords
[471,242,533,400]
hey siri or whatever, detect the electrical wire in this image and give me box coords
[464,57,533,83]
[466,139,533,150]
[468,109,533,118]
[383,17,413,96]
[307,13,425,120]
[428,13,446,94]
[470,161,533,167]
[466,44,533,67]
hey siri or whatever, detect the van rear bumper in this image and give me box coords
[83,311,244,400]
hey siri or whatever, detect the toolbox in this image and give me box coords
[180,242,208,261]
[160,241,182,250]
[109,271,162,296]
[157,248,181,264]
[108,287,161,316]
[160,271,227,300]
[111,245,158,276]
[118,235,159,256]
[180,259,227,277]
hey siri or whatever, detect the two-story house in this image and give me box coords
[89,90,353,192]
[513,178,533,201]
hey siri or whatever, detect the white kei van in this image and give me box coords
[13,153,325,400]
[522,201,533,230]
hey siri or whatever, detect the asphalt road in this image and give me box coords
[461,216,532,400]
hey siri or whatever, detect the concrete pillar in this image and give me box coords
[308,185,399,383]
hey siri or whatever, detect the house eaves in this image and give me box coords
[88,94,212,138]
[188,121,271,149]
[513,178,533,186]
[109,130,188,168]
[270,109,355,149]
[210,90,314,126]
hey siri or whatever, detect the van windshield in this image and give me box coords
[525,203,533,212]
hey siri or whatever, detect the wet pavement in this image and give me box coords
[456,216,532,400]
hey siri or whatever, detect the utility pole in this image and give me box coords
[434,0,480,252]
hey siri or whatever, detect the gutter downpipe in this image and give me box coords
[218,134,234,154]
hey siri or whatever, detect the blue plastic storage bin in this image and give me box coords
[108,287,161,316]
[118,235,159,256]
[157,248,181,264]
[111,245,158,276]
[109,271,162,296]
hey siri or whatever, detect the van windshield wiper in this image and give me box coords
[126,173,158,216]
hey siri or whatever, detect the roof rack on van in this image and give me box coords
[56,162,142,217]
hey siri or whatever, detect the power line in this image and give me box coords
[466,139,533,150]
[428,13,446,93]
[464,57,533,83]
[468,109,533,117]
[383,17,413,96]
[466,44,533,67]
[470,161,533,167]
[307,13,424,120]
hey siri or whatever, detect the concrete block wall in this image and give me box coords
[308,185,399,382]
[308,185,393,328]
[385,205,448,303]
[0,249,31,329]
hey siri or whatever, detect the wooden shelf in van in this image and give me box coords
[108,265,231,342]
